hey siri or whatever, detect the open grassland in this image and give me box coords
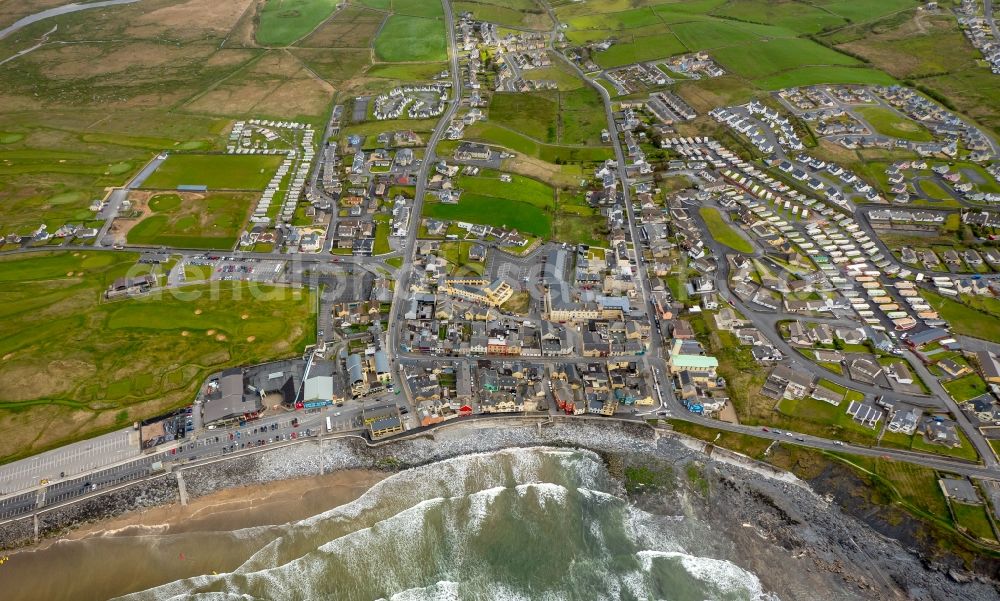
[490,91,559,143]
[423,195,552,237]
[124,191,255,250]
[827,11,980,80]
[186,50,336,120]
[300,4,385,47]
[592,31,687,69]
[0,251,314,463]
[489,89,608,146]
[463,123,614,163]
[699,207,753,253]
[255,0,340,46]
[141,154,282,190]
[374,15,447,62]
[453,0,551,29]
[457,171,555,209]
[710,0,846,34]
[712,38,860,80]
[754,65,896,89]
[391,0,444,18]
[554,0,700,19]
[856,106,933,141]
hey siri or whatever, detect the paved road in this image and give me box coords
[387,0,462,407]
[986,0,1000,47]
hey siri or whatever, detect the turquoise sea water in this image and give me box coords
[116,447,775,601]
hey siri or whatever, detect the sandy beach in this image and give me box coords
[4,469,385,601]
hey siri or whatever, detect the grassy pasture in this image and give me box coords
[922,290,1000,344]
[457,172,555,209]
[591,31,688,68]
[463,123,614,163]
[374,15,447,62]
[712,38,860,80]
[819,0,921,23]
[754,66,896,89]
[299,4,385,47]
[490,91,560,143]
[710,0,846,34]
[951,502,997,542]
[0,251,315,463]
[141,154,282,190]
[452,0,551,29]
[423,195,552,237]
[256,0,341,46]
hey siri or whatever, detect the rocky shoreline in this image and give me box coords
[2,418,999,600]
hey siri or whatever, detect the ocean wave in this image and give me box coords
[638,550,779,601]
[514,482,568,508]
[380,580,460,601]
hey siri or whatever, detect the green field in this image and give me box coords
[591,31,688,69]
[713,38,860,80]
[464,123,614,163]
[423,195,552,237]
[0,252,315,463]
[711,0,847,34]
[952,502,997,542]
[856,106,934,142]
[922,290,1000,344]
[490,92,559,143]
[699,207,753,253]
[374,15,448,62]
[489,89,608,146]
[142,154,282,191]
[754,66,897,90]
[126,192,255,250]
[256,0,341,46]
[452,0,550,28]
[457,172,555,209]
[392,0,445,18]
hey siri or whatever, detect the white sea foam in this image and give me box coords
[514,482,568,508]
[577,486,623,503]
[465,486,507,533]
[380,580,461,601]
[638,550,780,601]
